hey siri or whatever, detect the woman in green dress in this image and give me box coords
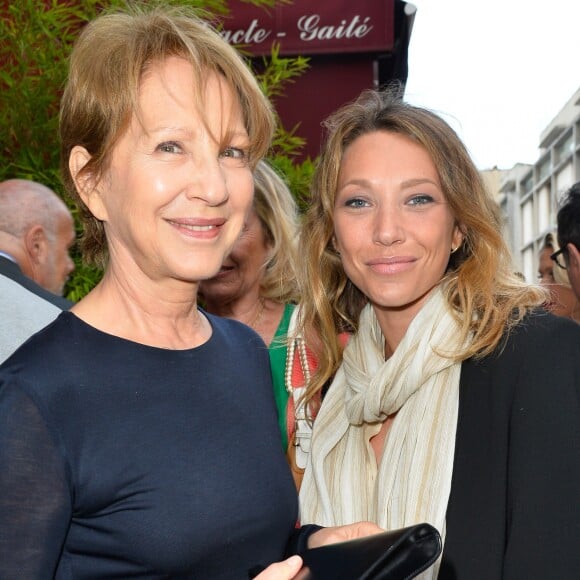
[200,160,317,487]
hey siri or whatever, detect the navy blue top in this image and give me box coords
[0,311,300,578]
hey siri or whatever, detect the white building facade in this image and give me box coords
[495,87,580,282]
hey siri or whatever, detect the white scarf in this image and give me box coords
[299,288,467,579]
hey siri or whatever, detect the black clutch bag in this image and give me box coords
[295,523,442,580]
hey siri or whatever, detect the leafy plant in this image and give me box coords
[0,0,311,300]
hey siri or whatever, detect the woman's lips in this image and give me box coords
[367,256,416,275]
[166,217,226,239]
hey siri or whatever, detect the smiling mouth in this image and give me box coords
[368,256,415,265]
[166,218,227,239]
[367,256,416,274]
[172,223,218,232]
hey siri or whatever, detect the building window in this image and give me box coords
[554,163,574,201]
[555,131,574,165]
[521,173,534,195]
[537,156,551,182]
[537,184,551,232]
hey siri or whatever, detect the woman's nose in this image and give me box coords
[373,203,405,246]
[185,151,229,206]
[538,272,555,285]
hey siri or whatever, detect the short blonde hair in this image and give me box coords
[60,3,274,267]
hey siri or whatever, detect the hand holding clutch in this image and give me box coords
[294,523,442,580]
[307,521,384,549]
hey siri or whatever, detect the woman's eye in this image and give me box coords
[157,141,181,154]
[220,147,248,163]
[344,197,369,209]
[408,194,434,206]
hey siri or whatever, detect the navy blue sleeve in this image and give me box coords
[285,524,324,557]
[0,379,71,577]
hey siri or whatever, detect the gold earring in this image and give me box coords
[450,246,459,254]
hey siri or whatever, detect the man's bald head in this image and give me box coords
[0,179,70,237]
[0,179,75,295]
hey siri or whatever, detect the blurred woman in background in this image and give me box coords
[201,160,319,488]
[537,231,579,321]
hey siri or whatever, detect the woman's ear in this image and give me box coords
[69,146,108,222]
[330,235,341,256]
[451,224,466,253]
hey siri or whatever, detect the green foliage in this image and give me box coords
[268,155,315,213]
[0,0,312,300]
[256,42,310,100]
[0,0,93,183]
[253,42,313,210]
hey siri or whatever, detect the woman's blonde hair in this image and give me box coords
[299,88,546,403]
[60,3,274,268]
[253,160,300,304]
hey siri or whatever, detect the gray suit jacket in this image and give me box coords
[0,256,72,309]
[0,273,64,363]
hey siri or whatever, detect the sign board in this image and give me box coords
[219,1,410,158]
[220,0,395,56]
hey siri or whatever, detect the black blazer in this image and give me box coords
[0,255,72,309]
[441,311,580,578]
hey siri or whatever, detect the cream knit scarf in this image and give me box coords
[299,287,467,579]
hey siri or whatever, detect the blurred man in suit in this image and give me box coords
[0,179,75,361]
[0,179,75,305]
[556,182,580,303]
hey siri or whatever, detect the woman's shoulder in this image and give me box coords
[461,308,579,387]
[1,311,78,368]
[504,308,580,351]
[203,310,269,351]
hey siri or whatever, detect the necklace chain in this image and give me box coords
[248,297,265,329]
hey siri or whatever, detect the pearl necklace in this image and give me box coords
[285,331,310,394]
[283,307,314,469]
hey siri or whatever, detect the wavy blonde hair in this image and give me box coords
[299,88,546,404]
[60,3,274,268]
[253,160,300,304]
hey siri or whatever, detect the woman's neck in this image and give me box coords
[372,286,438,358]
[204,292,285,346]
[71,270,209,350]
[203,290,264,327]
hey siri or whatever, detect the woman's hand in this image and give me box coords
[307,521,383,549]
[253,523,382,578]
[254,555,303,579]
